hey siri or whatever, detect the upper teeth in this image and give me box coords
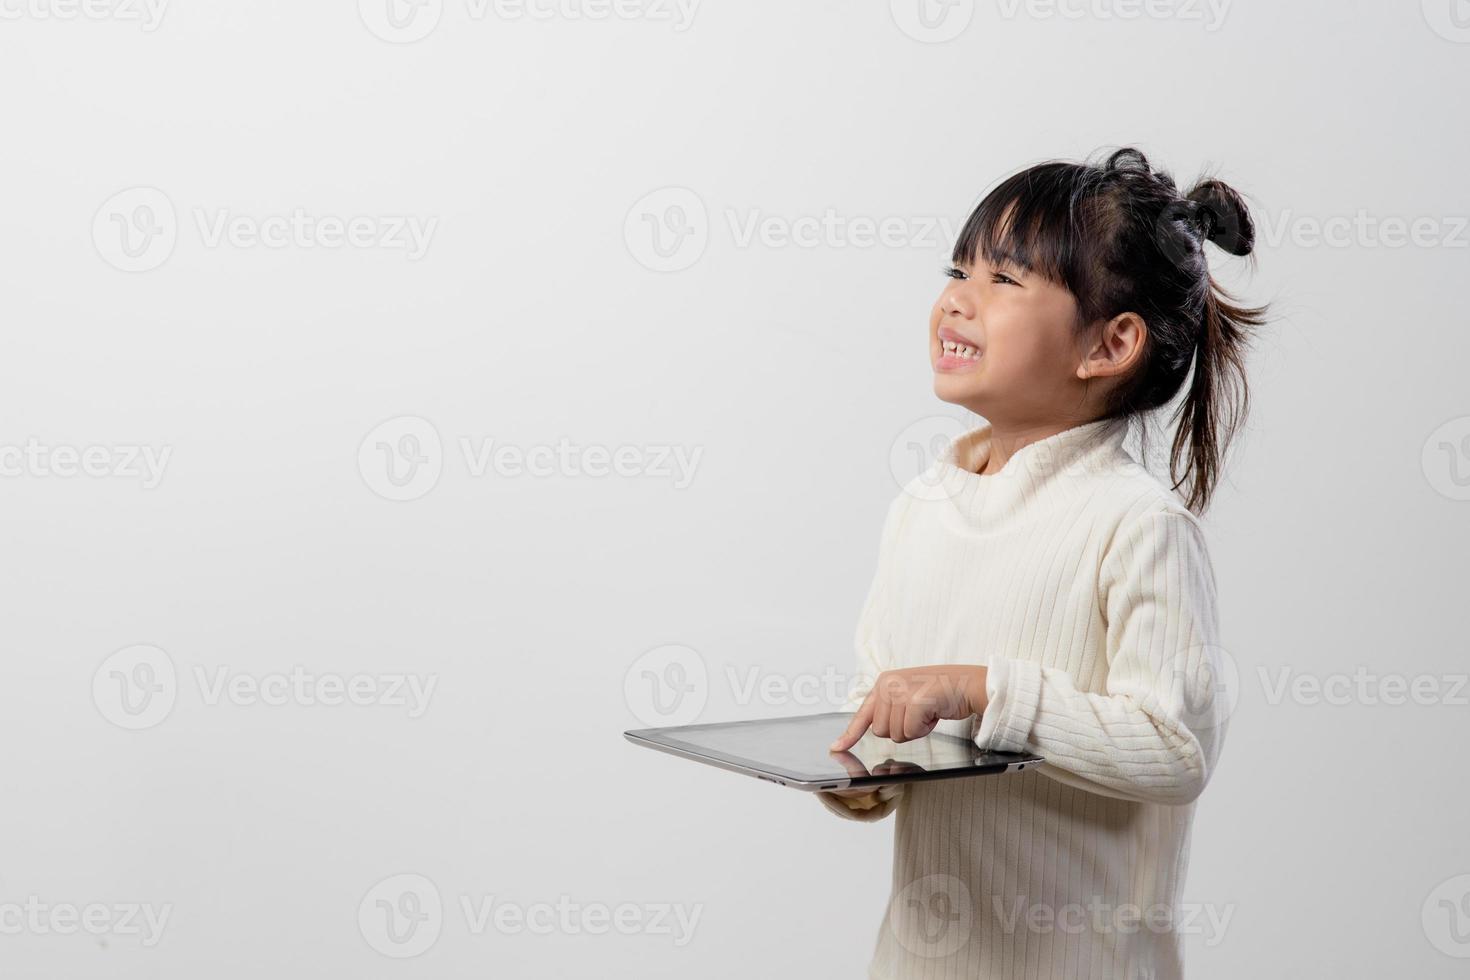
[943,340,979,359]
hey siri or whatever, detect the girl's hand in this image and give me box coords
[828,666,988,752]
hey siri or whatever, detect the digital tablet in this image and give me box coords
[624,711,1043,791]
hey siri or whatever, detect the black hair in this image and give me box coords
[952,146,1267,515]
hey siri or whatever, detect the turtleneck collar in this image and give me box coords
[927,415,1133,529]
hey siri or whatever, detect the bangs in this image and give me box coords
[951,162,1105,304]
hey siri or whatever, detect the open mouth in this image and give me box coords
[936,326,982,366]
[940,339,981,361]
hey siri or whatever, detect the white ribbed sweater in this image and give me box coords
[820,416,1229,980]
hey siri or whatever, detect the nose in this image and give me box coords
[940,287,972,319]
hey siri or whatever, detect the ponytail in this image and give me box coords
[1168,177,1268,514]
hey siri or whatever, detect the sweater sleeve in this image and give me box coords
[817,493,911,822]
[972,509,1230,806]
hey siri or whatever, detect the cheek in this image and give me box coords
[990,332,1051,378]
[988,303,1078,376]
[999,295,1081,367]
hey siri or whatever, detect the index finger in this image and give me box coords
[829,694,877,752]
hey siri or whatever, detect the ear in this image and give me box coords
[1077,312,1147,380]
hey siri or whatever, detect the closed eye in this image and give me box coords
[945,265,1020,286]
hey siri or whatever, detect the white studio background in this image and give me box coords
[1,2,1467,978]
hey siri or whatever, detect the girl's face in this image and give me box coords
[929,254,1092,421]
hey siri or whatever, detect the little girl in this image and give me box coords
[820,147,1265,980]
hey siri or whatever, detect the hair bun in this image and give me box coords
[1186,179,1254,256]
[1106,147,1153,174]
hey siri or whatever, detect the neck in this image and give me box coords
[978,418,1100,476]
